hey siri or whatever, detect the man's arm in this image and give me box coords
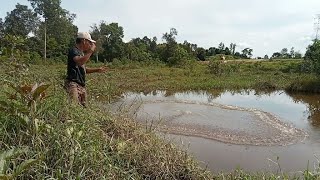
[86,66,108,74]
[73,43,96,66]
[73,51,93,66]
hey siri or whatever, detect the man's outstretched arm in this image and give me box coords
[86,66,108,74]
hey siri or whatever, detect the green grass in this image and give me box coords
[88,60,319,94]
[1,59,320,179]
[0,61,213,179]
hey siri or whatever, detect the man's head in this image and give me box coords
[76,32,96,51]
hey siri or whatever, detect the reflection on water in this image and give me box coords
[288,92,320,127]
[115,90,320,173]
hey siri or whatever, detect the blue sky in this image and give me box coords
[1,0,319,57]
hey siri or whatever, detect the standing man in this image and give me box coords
[65,32,107,106]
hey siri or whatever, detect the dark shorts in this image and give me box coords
[65,80,87,106]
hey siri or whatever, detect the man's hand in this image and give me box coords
[86,66,108,74]
[97,66,108,73]
[90,43,96,52]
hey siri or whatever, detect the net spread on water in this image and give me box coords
[131,99,308,146]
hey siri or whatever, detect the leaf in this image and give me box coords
[20,85,32,95]
[0,174,12,180]
[0,101,10,112]
[33,118,41,133]
[0,148,27,161]
[0,148,27,174]
[31,83,38,94]
[0,159,5,174]
[32,83,50,101]
[12,159,38,177]
[8,84,29,99]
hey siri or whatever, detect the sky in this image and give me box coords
[1,0,320,57]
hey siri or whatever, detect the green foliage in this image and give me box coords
[2,35,25,58]
[0,62,213,179]
[167,45,189,67]
[28,0,78,59]
[195,47,206,60]
[3,4,39,38]
[241,48,253,59]
[305,40,320,75]
[0,148,38,180]
[207,60,240,76]
[93,22,125,62]
[271,47,303,60]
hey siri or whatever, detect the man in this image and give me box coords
[65,32,107,106]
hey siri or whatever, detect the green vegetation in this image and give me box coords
[101,59,319,93]
[1,60,320,179]
[2,0,320,179]
[0,61,213,179]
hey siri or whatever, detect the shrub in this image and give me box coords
[208,60,240,75]
[304,40,320,74]
[167,46,189,67]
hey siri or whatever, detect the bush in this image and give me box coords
[167,46,189,67]
[208,60,240,75]
[304,40,320,74]
[27,52,42,64]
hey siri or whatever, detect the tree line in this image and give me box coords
[0,0,317,68]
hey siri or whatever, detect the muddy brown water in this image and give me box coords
[113,90,320,174]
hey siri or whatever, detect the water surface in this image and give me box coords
[115,90,320,173]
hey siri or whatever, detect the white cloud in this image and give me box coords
[2,0,320,57]
[238,42,253,49]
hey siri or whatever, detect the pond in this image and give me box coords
[113,90,320,173]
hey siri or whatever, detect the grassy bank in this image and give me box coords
[0,62,213,179]
[95,59,320,94]
[1,60,320,179]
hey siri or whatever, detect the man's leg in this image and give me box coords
[78,86,87,107]
[67,82,81,105]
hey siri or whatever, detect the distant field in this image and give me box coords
[199,58,303,64]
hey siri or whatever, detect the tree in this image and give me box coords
[162,28,178,62]
[218,42,225,51]
[264,54,269,59]
[161,28,190,66]
[294,51,302,59]
[0,18,4,50]
[304,40,320,74]
[271,52,281,59]
[123,36,157,62]
[207,47,216,56]
[90,21,109,62]
[98,22,125,62]
[182,40,197,57]
[4,4,39,38]
[280,48,289,58]
[229,43,236,55]
[0,18,3,35]
[224,47,231,55]
[150,36,157,55]
[2,34,25,58]
[124,41,151,62]
[290,47,295,58]
[241,48,253,59]
[234,52,241,59]
[167,46,189,67]
[163,28,178,45]
[196,47,206,61]
[28,0,78,60]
